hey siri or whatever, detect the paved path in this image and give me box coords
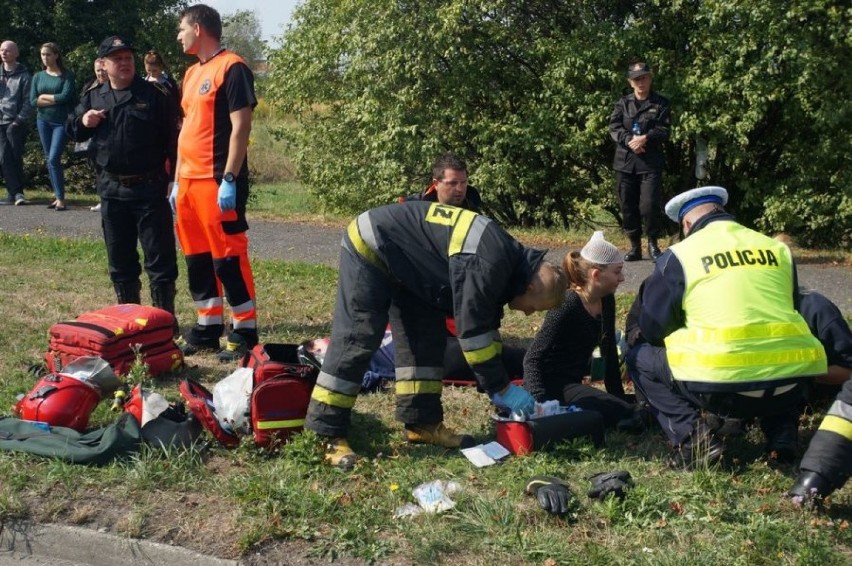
[1,203,849,313]
[0,521,236,566]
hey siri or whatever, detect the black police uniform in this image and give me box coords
[67,74,179,307]
[608,91,671,244]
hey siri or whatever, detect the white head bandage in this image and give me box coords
[580,231,622,265]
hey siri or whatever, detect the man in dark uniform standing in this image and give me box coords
[609,60,671,262]
[305,200,568,469]
[66,35,179,328]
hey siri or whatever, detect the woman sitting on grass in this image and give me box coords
[523,231,642,430]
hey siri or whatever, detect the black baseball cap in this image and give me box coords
[98,35,135,58]
[627,62,651,79]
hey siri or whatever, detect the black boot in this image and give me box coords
[666,419,724,470]
[648,239,663,261]
[151,282,179,336]
[788,470,834,503]
[177,324,224,355]
[114,280,142,304]
[624,235,642,262]
[762,417,799,464]
[217,329,259,363]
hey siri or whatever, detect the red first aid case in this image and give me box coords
[493,410,605,455]
[178,379,241,448]
[45,304,183,377]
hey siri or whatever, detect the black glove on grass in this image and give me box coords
[587,470,633,500]
[525,475,574,516]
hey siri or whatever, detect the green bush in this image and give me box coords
[267,0,851,246]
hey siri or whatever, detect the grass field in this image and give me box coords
[0,219,850,564]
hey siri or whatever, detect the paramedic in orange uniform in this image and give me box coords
[171,3,259,362]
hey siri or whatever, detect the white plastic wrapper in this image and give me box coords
[212,367,254,435]
[393,480,463,518]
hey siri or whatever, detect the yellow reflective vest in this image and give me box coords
[665,221,826,385]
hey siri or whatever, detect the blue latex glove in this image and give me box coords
[218,177,237,211]
[168,182,178,215]
[490,384,535,415]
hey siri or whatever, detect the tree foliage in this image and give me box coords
[222,9,266,66]
[1,0,191,84]
[1,0,191,194]
[267,0,850,246]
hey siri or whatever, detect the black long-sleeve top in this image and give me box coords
[523,290,623,401]
[66,75,178,180]
[608,90,671,174]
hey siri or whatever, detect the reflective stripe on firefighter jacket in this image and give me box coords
[800,377,852,489]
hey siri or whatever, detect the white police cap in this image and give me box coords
[580,231,622,265]
[664,186,728,222]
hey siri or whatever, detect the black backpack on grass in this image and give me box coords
[0,412,142,465]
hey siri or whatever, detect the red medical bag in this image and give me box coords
[45,304,183,377]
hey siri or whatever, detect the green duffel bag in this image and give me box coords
[0,412,142,465]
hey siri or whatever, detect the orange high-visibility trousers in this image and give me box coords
[175,176,257,332]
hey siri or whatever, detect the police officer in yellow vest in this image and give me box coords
[635,186,827,469]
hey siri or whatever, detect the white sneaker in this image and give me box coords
[90,203,101,211]
[13,193,28,206]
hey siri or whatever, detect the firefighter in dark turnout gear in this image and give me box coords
[305,201,567,468]
[66,36,179,328]
[609,61,671,261]
[789,377,852,503]
[635,186,826,469]
[789,289,851,503]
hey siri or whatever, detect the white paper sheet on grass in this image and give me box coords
[461,441,511,467]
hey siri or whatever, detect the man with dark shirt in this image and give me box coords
[0,40,31,206]
[401,153,483,212]
[66,35,179,328]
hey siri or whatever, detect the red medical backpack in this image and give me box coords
[180,343,318,448]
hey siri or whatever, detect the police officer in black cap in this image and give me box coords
[66,35,180,330]
[608,60,671,262]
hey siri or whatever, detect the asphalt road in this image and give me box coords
[1,202,849,314]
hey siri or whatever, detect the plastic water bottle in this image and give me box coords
[632,121,641,136]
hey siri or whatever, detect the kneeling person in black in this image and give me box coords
[66,36,179,328]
